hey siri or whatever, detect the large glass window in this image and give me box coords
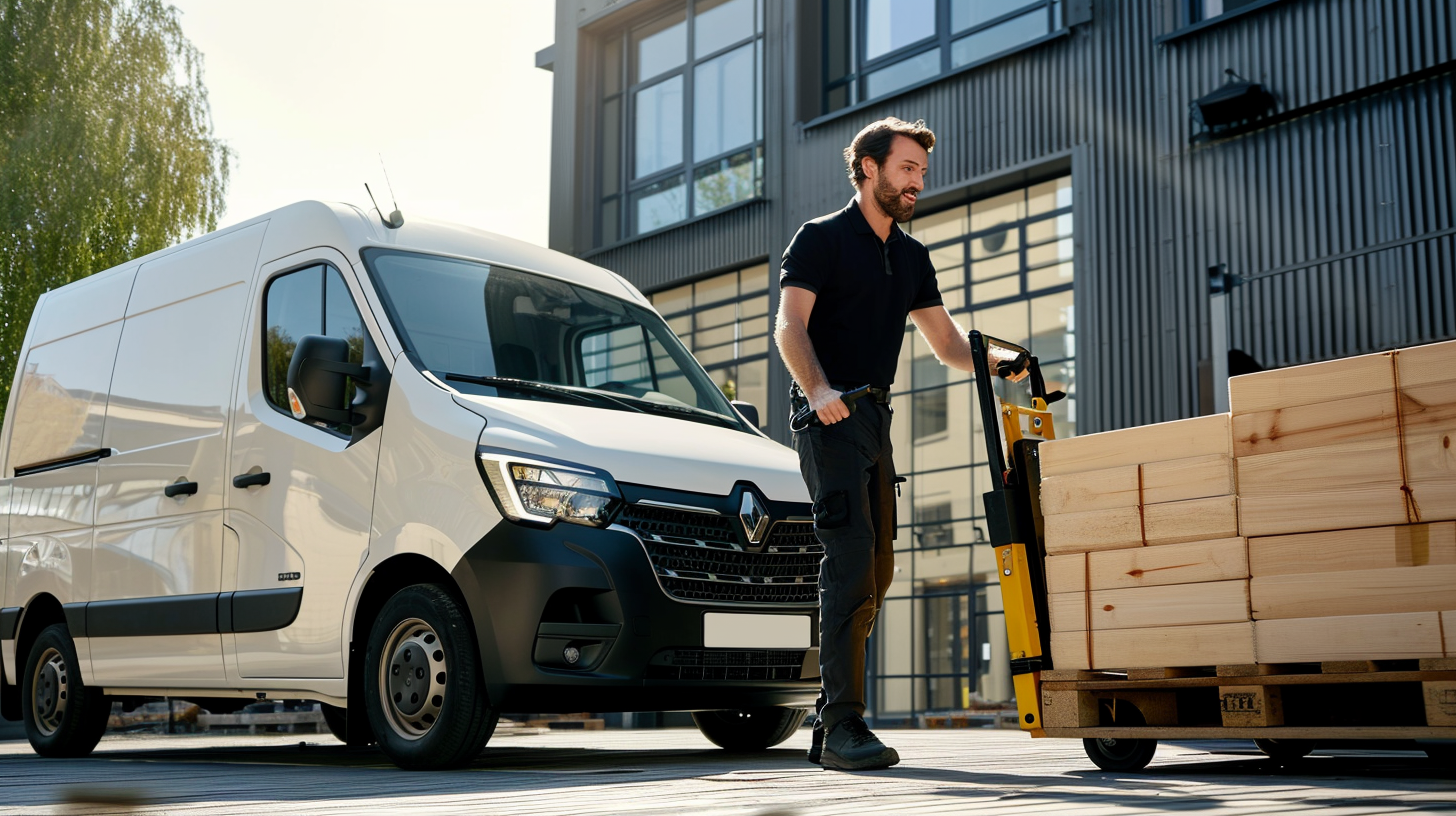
[867,175,1074,723]
[648,263,771,428]
[823,0,1063,115]
[263,265,366,435]
[598,0,765,244]
[1187,0,1268,24]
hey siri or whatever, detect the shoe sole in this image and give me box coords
[820,746,900,771]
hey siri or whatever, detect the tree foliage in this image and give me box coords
[0,0,230,423]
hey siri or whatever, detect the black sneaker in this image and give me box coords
[806,717,824,765]
[820,716,899,771]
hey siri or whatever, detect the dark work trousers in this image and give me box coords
[790,394,897,728]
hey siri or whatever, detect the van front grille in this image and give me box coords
[616,504,822,606]
[646,648,807,681]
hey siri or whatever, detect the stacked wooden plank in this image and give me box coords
[1038,414,1252,669]
[1233,339,1456,663]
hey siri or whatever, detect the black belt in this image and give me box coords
[791,382,892,405]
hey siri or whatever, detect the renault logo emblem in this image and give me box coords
[739,492,770,544]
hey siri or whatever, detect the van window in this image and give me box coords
[263,265,366,432]
[360,248,745,430]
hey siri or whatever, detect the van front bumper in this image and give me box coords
[450,514,821,713]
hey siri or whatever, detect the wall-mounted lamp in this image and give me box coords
[1190,69,1275,141]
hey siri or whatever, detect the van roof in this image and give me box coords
[63,200,648,307]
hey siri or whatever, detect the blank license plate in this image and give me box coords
[703,613,810,649]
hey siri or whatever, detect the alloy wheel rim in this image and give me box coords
[378,618,448,740]
[30,647,68,737]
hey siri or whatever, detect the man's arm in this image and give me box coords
[909,305,976,372]
[775,286,850,425]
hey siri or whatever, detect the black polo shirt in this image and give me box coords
[779,199,943,389]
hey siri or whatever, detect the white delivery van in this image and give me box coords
[0,201,820,769]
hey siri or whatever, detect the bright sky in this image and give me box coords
[168,1,557,246]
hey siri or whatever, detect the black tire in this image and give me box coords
[692,707,809,750]
[363,584,497,770]
[321,704,374,746]
[22,624,111,758]
[1254,738,1314,762]
[1083,736,1158,772]
[1423,742,1456,765]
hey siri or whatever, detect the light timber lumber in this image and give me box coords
[1090,622,1255,669]
[1220,685,1284,727]
[1248,522,1456,577]
[1240,487,1412,538]
[1127,667,1208,680]
[1041,669,1115,681]
[1140,454,1237,506]
[1048,591,1088,632]
[1446,611,1456,656]
[1043,506,1143,554]
[1249,564,1456,620]
[1039,414,1231,478]
[1425,681,1456,726]
[1143,495,1240,546]
[1229,349,1396,415]
[1089,580,1250,631]
[1045,553,1086,594]
[1232,392,1399,458]
[1040,689,1098,728]
[1049,631,1090,670]
[1254,612,1445,662]
[1216,663,1307,677]
[1320,661,1405,673]
[1088,537,1248,590]
[1039,465,1140,515]
[1237,437,1410,536]
[1399,376,1456,524]
[1396,338,1456,390]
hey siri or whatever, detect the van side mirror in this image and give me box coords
[286,335,370,426]
[730,400,760,428]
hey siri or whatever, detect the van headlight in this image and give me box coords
[478,451,622,528]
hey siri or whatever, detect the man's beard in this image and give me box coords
[872,173,917,222]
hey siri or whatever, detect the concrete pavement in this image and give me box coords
[0,727,1452,815]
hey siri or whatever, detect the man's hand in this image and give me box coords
[809,385,850,426]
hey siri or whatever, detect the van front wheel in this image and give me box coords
[364,584,497,769]
[692,707,808,750]
[22,624,111,758]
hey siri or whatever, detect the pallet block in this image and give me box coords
[1253,611,1445,662]
[1249,564,1456,620]
[1039,414,1231,478]
[1044,553,1087,594]
[1143,495,1240,545]
[1092,622,1256,669]
[1248,522,1456,576]
[1040,688,1098,728]
[1088,580,1250,630]
[1424,682,1456,726]
[1228,349,1396,416]
[1088,537,1248,590]
[1220,685,1285,727]
[1236,438,1410,536]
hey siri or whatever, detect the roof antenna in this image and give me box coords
[366,156,404,229]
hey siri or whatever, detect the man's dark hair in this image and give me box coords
[843,117,936,187]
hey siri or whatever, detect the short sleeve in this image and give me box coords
[909,246,943,311]
[779,222,828,295]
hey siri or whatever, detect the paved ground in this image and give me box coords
[0,727,1452,815]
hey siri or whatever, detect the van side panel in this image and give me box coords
[87,223,264,686]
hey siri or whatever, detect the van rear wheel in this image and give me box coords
[22,624,111,758]
[692,707,808,750]
[363,584,497,769]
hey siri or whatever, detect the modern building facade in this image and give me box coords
[539,0,1456,723]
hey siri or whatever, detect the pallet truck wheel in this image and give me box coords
[1254,738,1313,762]
[1082,737,1157,771]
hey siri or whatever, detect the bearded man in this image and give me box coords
[774,117,977,770]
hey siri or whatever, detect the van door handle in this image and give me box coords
[232,471,271,489]
[164,480,199,498]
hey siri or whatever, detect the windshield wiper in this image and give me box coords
[443,374,646,414]
[597,393,743,429]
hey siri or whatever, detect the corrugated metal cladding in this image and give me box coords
[556,0,1456,435]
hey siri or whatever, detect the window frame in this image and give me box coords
[597,0,766,246]
[822,0,1063,117]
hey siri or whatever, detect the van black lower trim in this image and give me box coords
[46,589,304,638]
[13,447,113,477]
[0,608,19,641]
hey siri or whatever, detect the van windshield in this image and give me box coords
[360,248,745,430]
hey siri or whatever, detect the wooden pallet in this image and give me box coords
[1036,658,1456,738]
